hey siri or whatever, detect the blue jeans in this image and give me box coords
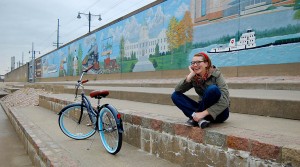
[171,85,229,123]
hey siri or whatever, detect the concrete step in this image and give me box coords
[45,85,300,121]
[38,93,300,167]
[1,86,300,166]
[20,76,300,121]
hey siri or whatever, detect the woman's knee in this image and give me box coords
[206,85,221,97]
[171,91,181,101]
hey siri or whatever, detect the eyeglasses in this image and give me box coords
[190,61,204,65]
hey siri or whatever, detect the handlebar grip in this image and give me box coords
[82,79,89,84]
[83,65,93,73]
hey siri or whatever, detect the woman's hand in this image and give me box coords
[186,65,196,82]
[192,110,209,122]
[188,65,195,73]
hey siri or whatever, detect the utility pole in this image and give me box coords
[29,43,40,83]
[22,52,24,66]
[53,19,63,48]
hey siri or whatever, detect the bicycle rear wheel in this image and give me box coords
[98,107,122,154]
[58,103,96,140]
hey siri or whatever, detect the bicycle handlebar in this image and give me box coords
[82,79,89,84]
[83,65,93,73]
[75,65,93,98]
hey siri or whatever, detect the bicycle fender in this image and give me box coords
[103,104,124,133]
[58,103,83,115]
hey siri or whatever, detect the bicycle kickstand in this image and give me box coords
[86,134,97,150]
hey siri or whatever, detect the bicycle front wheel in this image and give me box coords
[58,103,96,140]
[98,107,122,154]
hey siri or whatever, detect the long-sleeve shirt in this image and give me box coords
[174,67,230,119]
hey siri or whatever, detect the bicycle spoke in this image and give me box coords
[59,104,96,140]
[98,107,122,154]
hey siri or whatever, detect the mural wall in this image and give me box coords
[36,0,300,78]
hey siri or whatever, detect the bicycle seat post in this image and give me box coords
[97,98,101,111]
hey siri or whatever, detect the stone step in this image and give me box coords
[38,93,300,167]
[42,84,300,121]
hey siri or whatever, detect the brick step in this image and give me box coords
[34,84,300,120]
[38,93,300,167]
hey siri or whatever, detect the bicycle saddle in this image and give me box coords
[90,90,109,99]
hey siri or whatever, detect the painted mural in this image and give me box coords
[36,0,300,78]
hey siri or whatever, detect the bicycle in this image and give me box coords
[58,65,123,155]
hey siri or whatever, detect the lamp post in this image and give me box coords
[77,11,102,33]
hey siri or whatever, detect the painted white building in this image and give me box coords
[124,26,169,60]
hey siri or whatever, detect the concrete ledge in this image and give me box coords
[38,94,300,167]
[29,63,300,83]
[0,92,8,98]
[4,87,20,93]
[0,101,80,167]
[62,87,300,121]
[34,82,300,90]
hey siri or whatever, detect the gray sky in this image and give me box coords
[0,0,155,75]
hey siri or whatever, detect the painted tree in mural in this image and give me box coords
[120,36,125,60]
[166,12,193,67]
[155,43,159,56]
[77,44,83,75]
[166,16,179,64]
[67,46,74,76]
[178,11,193,53]
[294,0,300,19]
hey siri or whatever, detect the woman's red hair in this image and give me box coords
[194,52,211,69]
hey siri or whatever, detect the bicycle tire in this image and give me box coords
[98,107,122,154]
[58,103,96,140]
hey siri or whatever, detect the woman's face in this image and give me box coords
[190,56,207,75]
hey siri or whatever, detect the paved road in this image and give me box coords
[0,105,33,167]
[0,83,32,166]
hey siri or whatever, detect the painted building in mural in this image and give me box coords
[124,25,169,72]
[35,0,300,78]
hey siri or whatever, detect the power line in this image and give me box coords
[104,0,146,22]
[39,0,151,55]
[34,1,104,51]
[83,0,104,13]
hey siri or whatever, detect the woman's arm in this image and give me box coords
[175,66,195,93]
[206,73,230,120]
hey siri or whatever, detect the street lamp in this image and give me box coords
[77,11,102,33]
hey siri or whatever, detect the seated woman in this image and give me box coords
[171,52,230,128]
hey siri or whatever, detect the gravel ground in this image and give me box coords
[1,88,51,108]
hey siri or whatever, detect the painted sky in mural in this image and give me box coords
[37,0,300,78]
